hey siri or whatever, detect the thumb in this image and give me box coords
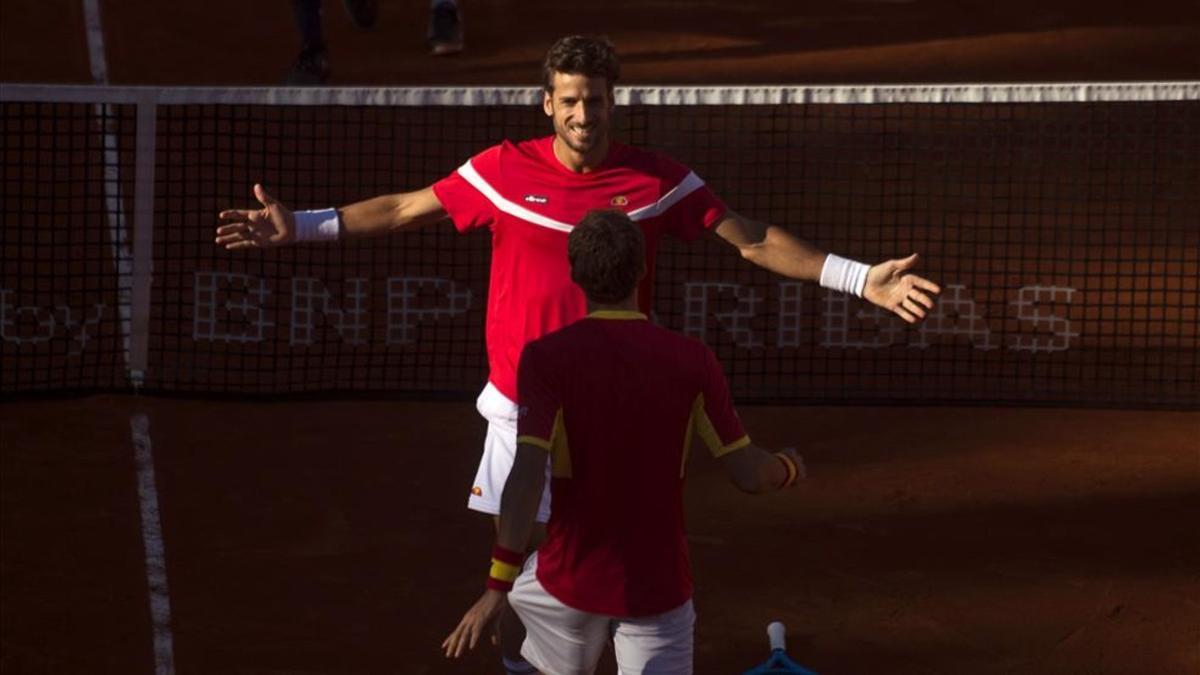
[253,183,277,208]
[895,252,919,271]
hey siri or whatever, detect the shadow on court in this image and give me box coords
[2,396,1197,673]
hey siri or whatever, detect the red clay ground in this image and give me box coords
[2,0,1199,85]
[2,397,1198,673]
[2,1,1199,673]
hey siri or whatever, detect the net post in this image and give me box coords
[129,91,158,390]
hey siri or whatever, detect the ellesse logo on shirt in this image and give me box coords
[610,195,629,206]
[524,194,549,204]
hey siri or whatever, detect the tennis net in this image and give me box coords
[1,83,1197,407]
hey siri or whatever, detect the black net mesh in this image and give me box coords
[2,94,1197,407]
[1,102,135,392]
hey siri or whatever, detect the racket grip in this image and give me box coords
[767,621,787,651]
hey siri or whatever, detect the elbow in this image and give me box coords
[388,197,413,231]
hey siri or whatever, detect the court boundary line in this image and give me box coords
[80,0,108,85]
[130,413,176,675]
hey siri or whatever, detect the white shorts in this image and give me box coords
[508,553,696,675]
[467,382,552,523]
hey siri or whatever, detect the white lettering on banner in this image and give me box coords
[822,291,905,348]
[776,282,804,347]
[672,279,1084,348]
[0,289,106,354]
[912,284,997,351]
[58,303,107,354]
[1008,286,1078,352]
[6,275,1082,354]
[683,282,763,347]
[819,284,1078,352]
[290,277,369,346]
[386,277,472,345]
[189,273,473,346]
[193,272,274,343]
[1,289,56,344]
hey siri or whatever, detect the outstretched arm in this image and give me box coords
[215,183,447,250]
[442,442,547,658]
[714,211,941,323]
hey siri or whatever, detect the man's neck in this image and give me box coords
[552,136,610,174]
[587,296,639,314]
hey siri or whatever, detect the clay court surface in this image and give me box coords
[2,0,1199,85]
[3,0,1200,673]
[1,397,1197,674]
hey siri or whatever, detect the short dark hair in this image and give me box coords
[542,35,620,92]
[568,210,645,304]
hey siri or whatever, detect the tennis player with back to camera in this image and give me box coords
[215,35,940,675]
[442,209,806,673]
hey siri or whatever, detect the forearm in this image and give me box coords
[740,223,828,280]
[496,446,548,554]
[337,187,446,239]
[716,213,827,281]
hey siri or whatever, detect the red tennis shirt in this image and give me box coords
[516,311,750,617]
[431,136,727,402]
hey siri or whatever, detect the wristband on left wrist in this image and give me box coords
[819,253,870,298]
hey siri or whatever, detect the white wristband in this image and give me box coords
[293,208,341,242]
[819,253,870,298]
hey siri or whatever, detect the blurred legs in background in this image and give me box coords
[283,0,376,84]
[286,0,461,84]
[429,0,464,56]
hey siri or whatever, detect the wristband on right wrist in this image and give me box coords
[819,253,870,298]
[487,544,524,593]
[773,451,799,489]
[293,208,341,242]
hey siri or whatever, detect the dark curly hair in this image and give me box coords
[542,35,620,92]
[568,210,645,304]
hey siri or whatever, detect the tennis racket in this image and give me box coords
[742,621,819,675]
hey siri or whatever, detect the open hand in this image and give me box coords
[863,253,941,324]
[442,589,506,658]
[215,184,294,250]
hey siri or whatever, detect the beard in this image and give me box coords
[556,120,606,155]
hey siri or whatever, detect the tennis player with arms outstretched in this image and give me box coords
[442,210,805,673]
[216,35,938,674]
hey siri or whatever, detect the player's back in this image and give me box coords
[519,311,747,617]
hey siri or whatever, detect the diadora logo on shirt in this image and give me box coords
[610,195,629,206]
[524,194,549,204]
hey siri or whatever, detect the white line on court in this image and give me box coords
[131,413,176,675]
[80,0,108,85]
